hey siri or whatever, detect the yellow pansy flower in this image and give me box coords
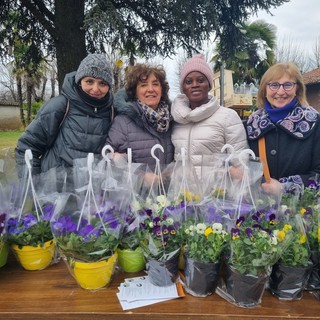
[205,227,213,238]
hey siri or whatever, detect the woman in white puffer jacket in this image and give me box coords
[171,54,248,179]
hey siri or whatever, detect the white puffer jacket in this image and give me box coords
[171,94,248,179]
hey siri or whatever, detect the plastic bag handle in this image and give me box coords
[151,144,164,162]
[101,145,114,163]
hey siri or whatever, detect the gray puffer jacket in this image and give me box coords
[106,89,174,165]
[15,72,114,176]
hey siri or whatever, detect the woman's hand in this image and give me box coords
[112,152,128,165]
[229,165,244,180]
[143,172,160,187]
[261,178,283,195]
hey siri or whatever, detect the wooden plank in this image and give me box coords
[0,254,319,320]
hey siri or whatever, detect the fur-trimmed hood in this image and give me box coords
[113,88,140,120]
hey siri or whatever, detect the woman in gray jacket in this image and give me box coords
[106,63,174,166]
[15,53,114,178]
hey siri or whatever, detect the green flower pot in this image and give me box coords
[0,241,9,268]
[117,247,146,273]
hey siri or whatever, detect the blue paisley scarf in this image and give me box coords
[246,103,319,140]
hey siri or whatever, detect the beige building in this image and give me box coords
[210,69,256,119]
[0,101,22,130]
[302,68,320,112]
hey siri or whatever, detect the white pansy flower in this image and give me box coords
[131,200,142,212]
[212,223,222,234]
[166,217,174,225]
[279,205,288,214]
[157,195,168,207]
[152,203,161,213]
[145,197,153,207]
[259,230,269,238]
[196,223,206,234]
[270,235,278,245]
[188,225,195,236]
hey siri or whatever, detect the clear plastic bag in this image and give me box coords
[6,150,57,270]
[269,214,312,300]
[138,144,181,286]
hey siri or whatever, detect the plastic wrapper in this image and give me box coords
[183,256,221,297]
[166,147,202,219]
[136,144,182,286]
[201,144,239,203]
[164,147,228,296]
[269,214,312,300]
[216,264,269,308]
[0,183,9,267]
[0,147,18,184]
[269,261,312,300]
[202,148,264,231]
[51,151,128,290]
[296,176,320,290]
[6,150,57,270]
[306,250,320,290]
[216,150,293,307]
[0,148,18,267]
[115,148,147,273]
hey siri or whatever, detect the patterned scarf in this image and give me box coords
[246,104,318,140]
[139,100,171,133]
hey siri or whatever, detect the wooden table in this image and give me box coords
[0,254,319,320]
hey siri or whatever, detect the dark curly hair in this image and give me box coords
[125,63,170,104]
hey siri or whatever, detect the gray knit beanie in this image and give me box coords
[75,53,113,87]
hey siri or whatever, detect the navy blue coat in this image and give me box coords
[245,104,320,193]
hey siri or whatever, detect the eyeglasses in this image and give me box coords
[267,82,296,91]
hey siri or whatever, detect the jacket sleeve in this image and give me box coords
[280,120,320,194]
[105,115,129,153]
[15,96,67,177]
[224,110,249,151]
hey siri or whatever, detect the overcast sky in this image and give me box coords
[252,0,320,54]
[165,0,320,98]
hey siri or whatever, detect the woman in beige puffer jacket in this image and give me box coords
[171,54,248,179]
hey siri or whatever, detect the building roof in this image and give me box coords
[302,68,320,84]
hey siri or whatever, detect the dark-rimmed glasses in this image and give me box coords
[267,82,296,91]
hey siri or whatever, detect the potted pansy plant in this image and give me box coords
[51,197,122,290]
[0,211,9,268]
[269,212,312,300]
[6,202,56,270]
[216,208,293,307]
[116,206,146,273]
[181,217,230,297]
[298,177,320,290]
[5,150,57,271]
[135,194,183,287]
[51,153,123,290]
[0,183,10,268]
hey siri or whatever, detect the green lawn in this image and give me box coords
[0,131,23,156]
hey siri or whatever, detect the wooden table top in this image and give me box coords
[0,254,319,320]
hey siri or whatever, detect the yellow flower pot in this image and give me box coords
[117,247,145,273]
[11,239,55,271]
[73,252,118,290]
